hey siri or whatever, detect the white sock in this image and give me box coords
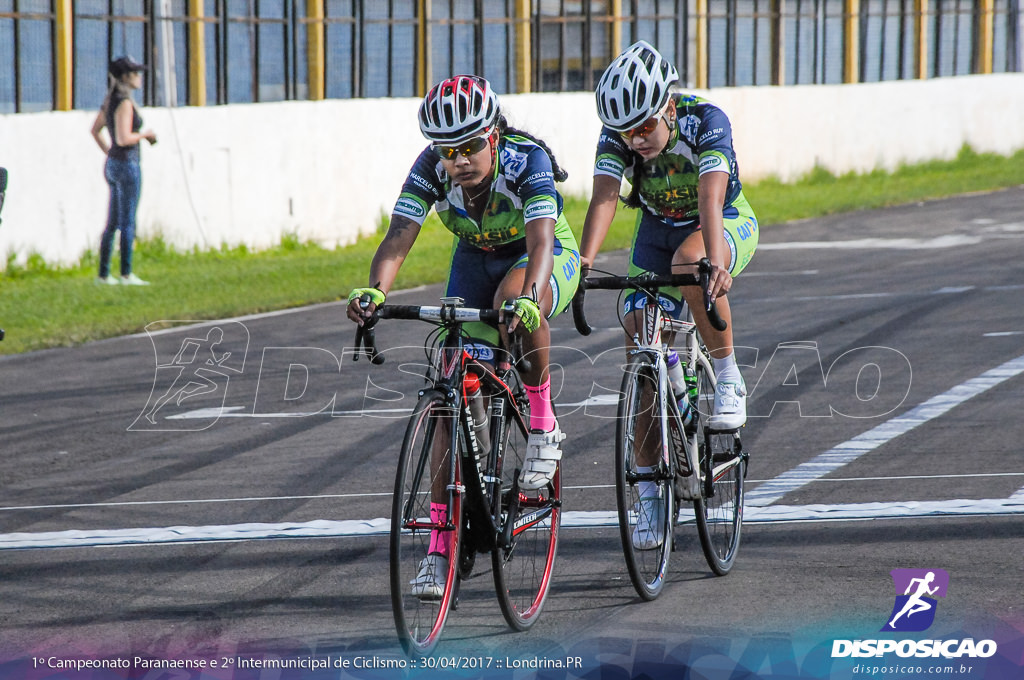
[713,354,743,384]
[636,466,658,500]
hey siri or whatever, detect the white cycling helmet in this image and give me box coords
[595,40,679,132]
[418,75,500,144]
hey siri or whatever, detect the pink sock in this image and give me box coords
[526,378,556,432]
[428,502,449,558]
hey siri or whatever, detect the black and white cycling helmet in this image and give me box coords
[418,75,500,144]
[595,40,679,132]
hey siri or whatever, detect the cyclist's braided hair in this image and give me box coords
[496,115,569,183]
[621,150,645,208]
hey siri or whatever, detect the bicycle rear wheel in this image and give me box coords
[691,357,744,575]
[390,391,463,656]
[491,387,559,631]
[615,355,674,600]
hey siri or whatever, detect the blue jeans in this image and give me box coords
[100,157,142,278]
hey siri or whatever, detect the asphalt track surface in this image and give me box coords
[1,187,1023,676]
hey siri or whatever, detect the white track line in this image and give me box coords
[3,498,1023,550]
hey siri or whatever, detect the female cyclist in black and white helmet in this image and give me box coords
[594,39,680,133]
[581,43,759,546]
[347,74,581,598]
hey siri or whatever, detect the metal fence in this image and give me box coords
[1,0,1020,113]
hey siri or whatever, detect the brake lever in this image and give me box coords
[697,258,728,332]
[353,297,385,364]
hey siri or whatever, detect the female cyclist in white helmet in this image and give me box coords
[347,75,580,598]
[583,41,759,430]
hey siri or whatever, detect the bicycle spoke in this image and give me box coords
[692,360,744,575]
[492,391,559,631]
[616,356,673,600]
[390,393,462,656]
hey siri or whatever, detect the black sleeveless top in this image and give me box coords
[105,90,143,162]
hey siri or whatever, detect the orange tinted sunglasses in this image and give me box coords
[619,112,665,141]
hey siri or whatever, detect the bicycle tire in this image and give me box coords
[491,378,560,631]
[390,391,463,656]
[615,355,674,600]
[691,355,744,575]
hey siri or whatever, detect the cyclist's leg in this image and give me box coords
[670,193,758,429]
[623,212,689,475]
[494,220,580,489]
[422,240,505,571]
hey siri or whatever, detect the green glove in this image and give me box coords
[511,295,542,333]
[348,287,386,307]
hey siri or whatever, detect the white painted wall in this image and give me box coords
[1,74,1022,268]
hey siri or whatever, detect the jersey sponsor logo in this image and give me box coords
[654,185,698,204]
[394,196,426,219]
[524,199,557,221]
[561,249,580,281]
[736,216,757,241]
[698,127,724,144]
[409,172,440,197]
[599,131,628,149]
[699,155,726,173]
[457,224,521,244]
[680,115,701,142]
[623,292,677,315]
[464,342,495,362]
[500,147,529,178]
[596,156,625,175]
[523,171,553,186]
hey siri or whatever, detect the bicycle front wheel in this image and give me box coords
[615,355,674,600]
[491,389,560,631]
[390,391,463,656]
[692,358,744,575]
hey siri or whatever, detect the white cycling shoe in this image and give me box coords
[631,497,666,550]
[410,554,447,600]
[519,423,564,490]
[708,378,747,431]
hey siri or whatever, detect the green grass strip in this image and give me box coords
[1,145,1021,355]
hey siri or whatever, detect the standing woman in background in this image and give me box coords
[90,55,157,286]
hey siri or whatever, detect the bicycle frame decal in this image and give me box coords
[513,507,554,536]
[436,342,463,382]
[642,304,662,347]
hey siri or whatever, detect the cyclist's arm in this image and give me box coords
[697,171,731,301]
[580,173,621,271]
[346,214,421,324]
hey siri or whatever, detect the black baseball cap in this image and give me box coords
[109,55,147,78]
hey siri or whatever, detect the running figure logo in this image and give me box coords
[882,568,949,632]
[131,322,249,431]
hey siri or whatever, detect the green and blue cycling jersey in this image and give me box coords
[594,93,758,279]
[392,134,580,348]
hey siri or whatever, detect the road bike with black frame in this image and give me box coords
[571,259,747,600]
[353,296,561,656]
